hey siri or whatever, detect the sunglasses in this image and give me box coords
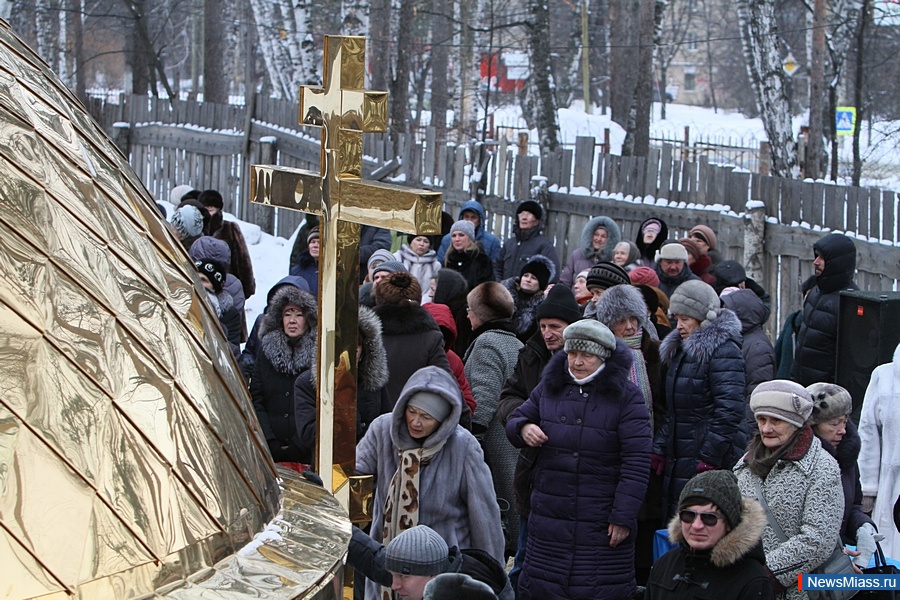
[679,510,722,527]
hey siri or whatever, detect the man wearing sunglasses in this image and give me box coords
[645,470,774,599]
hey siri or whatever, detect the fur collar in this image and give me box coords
[374,303,440,336]
[660,309,742,364]
[580,215,621,263]
[542,339,634,397]
[818,419,861,472]
[667,498,767,568]
[311,307,389,392]
[259,327,317,375]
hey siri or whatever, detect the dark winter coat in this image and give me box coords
[501,277,544,342]
[722,289,776,400]
[636,217,669,267]
[655,262,701,298]
[359,225,392,280]
[559,215,622,288]
[213,219,256,299]
[432,268,475,357]
[436,200,502,263]
[646,498,773,600]
[506,344,652,600]
[189,235,247,338]
[494,223,561,282]
[373,302,452,407]
[791,233,858,385]
[444,245,495,290]
[288,248,319,297]
[294,306,390,463]
[816,420,876,545]
[215,288,243,348]
[250,287,318,460]
[654,309,748,519]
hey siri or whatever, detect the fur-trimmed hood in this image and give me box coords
[259,285,318,339]
[373,302,441,336]
[580,215,622,263]
[390,366,463,451]
[309,306,389,393]
[517,253,557,287]
[660,308,742,364]
[542,338,635,397]
[667,497,767,568]
[258,286,318,375]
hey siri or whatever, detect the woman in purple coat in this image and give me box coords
[506,320,652,600]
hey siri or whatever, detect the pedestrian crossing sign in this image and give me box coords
[836,107,856,136]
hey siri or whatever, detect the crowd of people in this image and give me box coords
[163,187,900,600]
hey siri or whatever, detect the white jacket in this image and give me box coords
[859,342,900,557]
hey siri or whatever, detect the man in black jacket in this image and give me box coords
[791,233,858,386]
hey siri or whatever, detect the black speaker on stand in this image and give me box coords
[836,290,900,422]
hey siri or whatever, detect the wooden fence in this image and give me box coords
[88,94,900,334]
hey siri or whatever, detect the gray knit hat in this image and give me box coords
[385,525,451,576]
[170,204,204,239]
[449,220,476,243]
[669,280,720,325]
[586,261,630,291]
[563,320,616,359]
[679,470,743,529]
[372,260,408,277]
[367,248,396,271]
[807,383,853,425]
[750,380,814,429]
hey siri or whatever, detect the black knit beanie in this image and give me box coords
[535,284,582,324]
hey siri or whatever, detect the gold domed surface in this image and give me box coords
[0,21,349,599]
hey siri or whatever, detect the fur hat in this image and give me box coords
[516,200,543,221]
[169,184,195,205]
[750,380,814,429]
[367,248,396,272]
[679,470,743,529]
[629,266,660,288]
[563,320,616,359]
[170,205,204,239]
[690,225,718,250]
[520,254,556,290]
[374,271,421,306]
[656,242,689,263]
[594,284,647,329]
[424,573,497,600]
[195,259,225,294]
[807,383,853,425]
[450,220,476,243]
[669,280,720,325]
[385,525,450,576]
[635,284,660,316]
[467,282,514,322]
[586,261,630,291]
[535,284,582,324]
[679,238,702,261]
[198,189,224,210]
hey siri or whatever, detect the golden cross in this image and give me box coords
[250,36,442,504]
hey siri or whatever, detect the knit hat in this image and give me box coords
[307,226,320,245]
[563,320,616,359]
[408,391,452,423]
[171,205,204,239]
[711,260,747,292]
[679,238,702,262]
[385,525,451,576]
[595,284,647,328]
[690,225,718,250]
[372,260,408,277]
[367,248,396,271]
[586,261,630,291]
[535,284,582,324]
[374,271,421,306]
[521,256,552,290]
[807,383,853,425]
[750,380,814,429]
[467,282,514,322]
[424,573,496,600]
[641,219,662,236]
[195,259,225,294]
[668,280,720,325]
[198,189,224,210]
[169,184,195,205]
[449,220,476,243]
[516,200,543,221]
[678,470,743,529]
[629,266,660,288]
[655,242,689,263]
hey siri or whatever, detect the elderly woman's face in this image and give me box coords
[757,415,798,448]
[282,305,308,338]
[814,415,849,447]
[613,242,630,266]
[673,314,701,339]
[611,317,639,338]
[406,405,440,439]
[568,350,604,379]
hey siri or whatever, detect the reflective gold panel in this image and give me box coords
[0,20,349,598]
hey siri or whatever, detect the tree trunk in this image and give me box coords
[737,0,797,178]
[430,0,450,167]
[72,0,86,103]
[806,0,826,179]
[851,0,870,186]
[369,0,392,92]
[589,0,610,114]
[609,0,639,127]
[525,0,560,154]
[204,0,227,103]
[390,0,414,150]
[341,0,369,36]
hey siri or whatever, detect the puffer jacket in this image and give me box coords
[735,428,844,599]
[722,288,776,400]
[506,343,651,600]
[288,248,319,297]
[654,309,747,518]
[559,215,621,288]
[646,498,773,600]
[791,233,858,386]
[655,262,700,298]
[436,200,502,262]
[494,223,561,282]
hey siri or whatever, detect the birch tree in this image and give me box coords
[737,0,797,177]
[523,0,560,154]
[248,0,319,101]
[341,0,369,36]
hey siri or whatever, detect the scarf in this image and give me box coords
[744,425,811,479]
[622,332,652,418]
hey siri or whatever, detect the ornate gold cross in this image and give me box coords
[250,36,442,506]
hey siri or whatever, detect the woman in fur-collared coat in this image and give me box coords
[250,285,317,463]
[558,215,622,289]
